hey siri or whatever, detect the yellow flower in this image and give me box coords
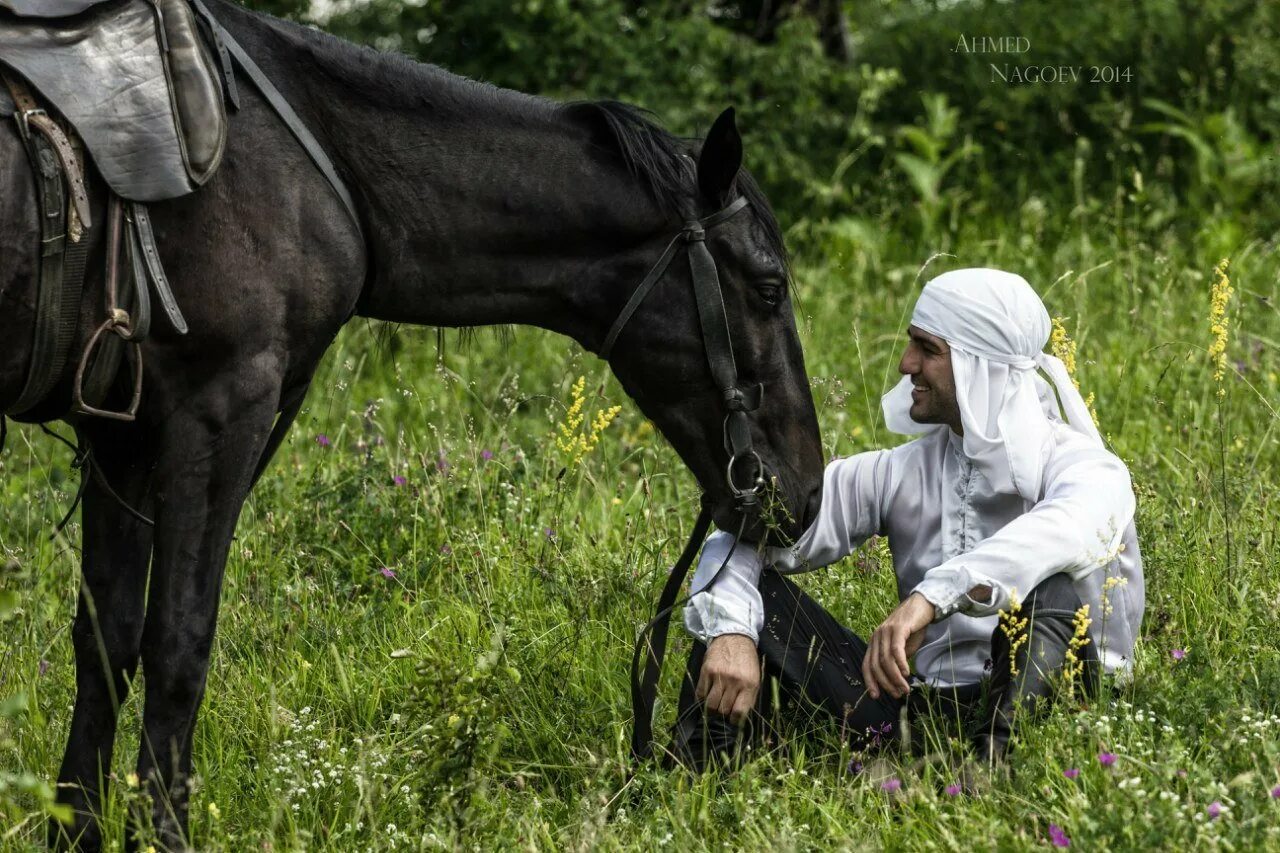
[998,592,1029,676]
[1051,317,1099,427]
[1101,574,1128,618]
[208,801,221,820]
[553,376,623,467]
[1050,317,1078,379]
[125,772,140,789]
[1062,604,1092,699]
[1208,258,1233,396]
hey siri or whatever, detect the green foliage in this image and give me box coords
[236,0,1280,241]
[0,559,70,833]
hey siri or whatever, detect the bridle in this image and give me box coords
[600,195,766,510]
[602,195,773,762]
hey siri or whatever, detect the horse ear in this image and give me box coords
[697,107,742,203]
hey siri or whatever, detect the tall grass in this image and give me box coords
[2,202,1279,849]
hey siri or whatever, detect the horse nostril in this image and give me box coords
[802,486,821,531]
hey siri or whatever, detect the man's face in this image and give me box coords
[898,325,962,434]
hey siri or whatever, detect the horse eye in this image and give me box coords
[757,284,784,306]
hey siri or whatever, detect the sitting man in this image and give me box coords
[672,268,1144,769]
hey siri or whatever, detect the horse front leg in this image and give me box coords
[50,424,156,852]
[133,369,280,850]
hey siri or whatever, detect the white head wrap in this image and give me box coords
[882,268,1102,502]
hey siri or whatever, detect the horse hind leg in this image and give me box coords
[50,423,156,852]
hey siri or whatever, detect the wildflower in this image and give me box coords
[38,659,49,677]
[997,592,1029,676]
[1171,648,1186,661]
[1050,317,1099,426]
[544,527,556,541]
[880,778,902,792]
[1271,785,1280,799]
[1100,575,1128,618]
[440,544,452,554]
[435,451,450,474]
[945,783,961,796]
[1098,752,1117,767]
[392,475,407,487]
[208,801,220,819]
[1063,768,1080,779]
[1062,605,1092,697]
[315,434,331,447]
[554,375,623,466]
[1048,824,1071,848]
[379,567,396,580]
[1207,801,1223,820]
[480,449,493,461]
[1208,258,1233,396]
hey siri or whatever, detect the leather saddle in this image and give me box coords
[0,0,228,201]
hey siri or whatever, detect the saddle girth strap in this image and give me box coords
[3,74,92,419]
[189,0,364,245]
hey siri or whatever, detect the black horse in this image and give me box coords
[1,1,824,848]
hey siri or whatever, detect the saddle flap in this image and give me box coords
[0,0,227,201]
[156,0,225,185]
[0,0,113,17]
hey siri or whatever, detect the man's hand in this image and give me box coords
[697,633,761,726]
[863,592,935,700]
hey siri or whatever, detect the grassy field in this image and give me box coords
[2,203,1280,850]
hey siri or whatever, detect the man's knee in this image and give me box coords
[1023,572,1083,614]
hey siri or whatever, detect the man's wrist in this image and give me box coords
[911,578,963,621]
[708,630,758,646]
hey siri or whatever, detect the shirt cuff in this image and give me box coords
[683,588,762,644]
[912,565,1010,621]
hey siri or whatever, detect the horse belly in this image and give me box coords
[0,123,40,411]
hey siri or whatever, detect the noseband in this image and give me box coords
[599,195,765,510]
[606,196,778,763]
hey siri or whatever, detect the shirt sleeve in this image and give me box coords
[911,447,1136,620]
[683,450,892,643]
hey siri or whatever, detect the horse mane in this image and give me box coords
[561,100,791,281]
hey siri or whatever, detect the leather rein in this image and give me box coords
[602,195,768,763]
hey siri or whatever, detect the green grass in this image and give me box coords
[3,205,1280,850]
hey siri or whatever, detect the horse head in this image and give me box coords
[600,108,824,546]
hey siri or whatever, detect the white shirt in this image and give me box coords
[684,424,1144,687]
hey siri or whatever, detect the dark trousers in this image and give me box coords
[669,570,1098,769]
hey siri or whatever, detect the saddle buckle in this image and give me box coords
[16,107,46,141]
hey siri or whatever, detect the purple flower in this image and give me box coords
[880,778,901,792]
[38,659,50,677]
[1098,752,1117,767]
[379,566,396,580]
[481,449,493,461]
[1048,824,1071,848]
[315,434,331,447]
[392,475,407,487]
[1063,768,1080,779]
[544,527,556,541]
[440,544,452,554]
[1171,648,1186,661]
[1271,785,1280,799]
[435,452,450,473]
[1207,801,1222,820]
[944,784,961,796]
[846,759,863,775]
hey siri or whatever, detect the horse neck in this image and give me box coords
[229,5,676,352]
